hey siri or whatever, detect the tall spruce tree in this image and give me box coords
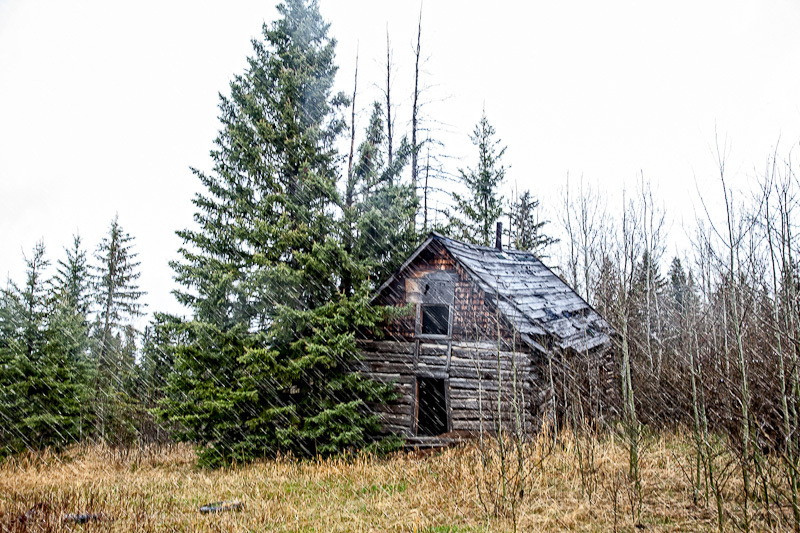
[160,0,397,466]
[450,111,506,246]
[0,243,87,454]
[92,216,144,441]
[44,236,93,444]
[2,244,50,453]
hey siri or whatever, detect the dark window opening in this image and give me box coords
[421,304,449,336]
[417,377,447,436]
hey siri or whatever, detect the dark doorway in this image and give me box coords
[417,377,448,436]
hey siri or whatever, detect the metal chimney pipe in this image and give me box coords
[495,221,502,251]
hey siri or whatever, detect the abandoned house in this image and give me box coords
[356,229,613,440]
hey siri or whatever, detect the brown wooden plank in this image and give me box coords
[372,403,413,416]
[450,377,534,392]
[380,424,412,436]
[451,420,494,431]
[361,351,415,364]
[362,373,414,387]
[380,413,412,427]
[448,366,533,380]
[357,340,416,354]
[365,361,416,374]
[450,398,531,411]
[418,355,447,366]
[419,343,448,356]
[448,356,530,372]
[450,340,502,351]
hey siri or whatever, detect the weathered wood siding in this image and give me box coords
[375,240,523,345]
[357,339,540,435]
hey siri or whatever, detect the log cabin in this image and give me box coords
[357,227,613,443]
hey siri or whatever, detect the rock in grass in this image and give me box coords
[63,513,107,523]
[199,501,243,514]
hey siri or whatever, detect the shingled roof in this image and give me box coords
[378,232,612,354]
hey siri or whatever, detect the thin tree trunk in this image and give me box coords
[423,148,430,232]
[347,48,358,183]
[721,167,751,532]
[385,27,393,168]
[411,7,422,229]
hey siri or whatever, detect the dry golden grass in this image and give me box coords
[0,430,788,532]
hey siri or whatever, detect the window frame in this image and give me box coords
[415,302,453,340]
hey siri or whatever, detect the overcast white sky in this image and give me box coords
[2,0,800,322]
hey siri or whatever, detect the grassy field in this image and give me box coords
[0,430,783,532]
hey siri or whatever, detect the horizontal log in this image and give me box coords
[357,340,415,354]
[449,388,504,400]
[380,413,412,427]
[361,372,413,386]
[365,361,416,374]
[449,348,527,360]
[450,377,534,392]
[449,356,530,372]
[417,363,448,374]
[450,398,531,411]
[419,355,447,366]
[450,340,504,351]
[452,420,497,432]
[371,403,413,416]
[419,343,448,356]
[451,420,534,433]
[360,351,415,364]
[448,366,533,380]
[380,424,413,436]
[451,414,533,426]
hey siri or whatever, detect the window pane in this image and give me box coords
[421,304,449,335]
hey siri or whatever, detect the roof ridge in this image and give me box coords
[430,232,541,257]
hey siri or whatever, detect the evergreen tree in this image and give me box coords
[138,313,182,442]
[91,216,144,440]
[50,234,93,438]
[0,244,87,454]
[33,286,90,449]
[53,235,91,318]
[343,101,416,292]
[160,0,398,465]
[450,111,506,246]
[140,314,179,410]
[4,244,50,453]
[667,256,688,314]
[0,278,26,455]
[507,189,557,255]
[635,250,666,296]
[20,243,49,361]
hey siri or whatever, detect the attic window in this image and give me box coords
[421,304,449,336]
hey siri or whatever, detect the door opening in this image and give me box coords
[417,377,448,436]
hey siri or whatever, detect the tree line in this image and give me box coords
[0,217,146,453]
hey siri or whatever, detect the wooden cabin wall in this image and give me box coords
[359,240,565,436]
[357,339,542,436]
